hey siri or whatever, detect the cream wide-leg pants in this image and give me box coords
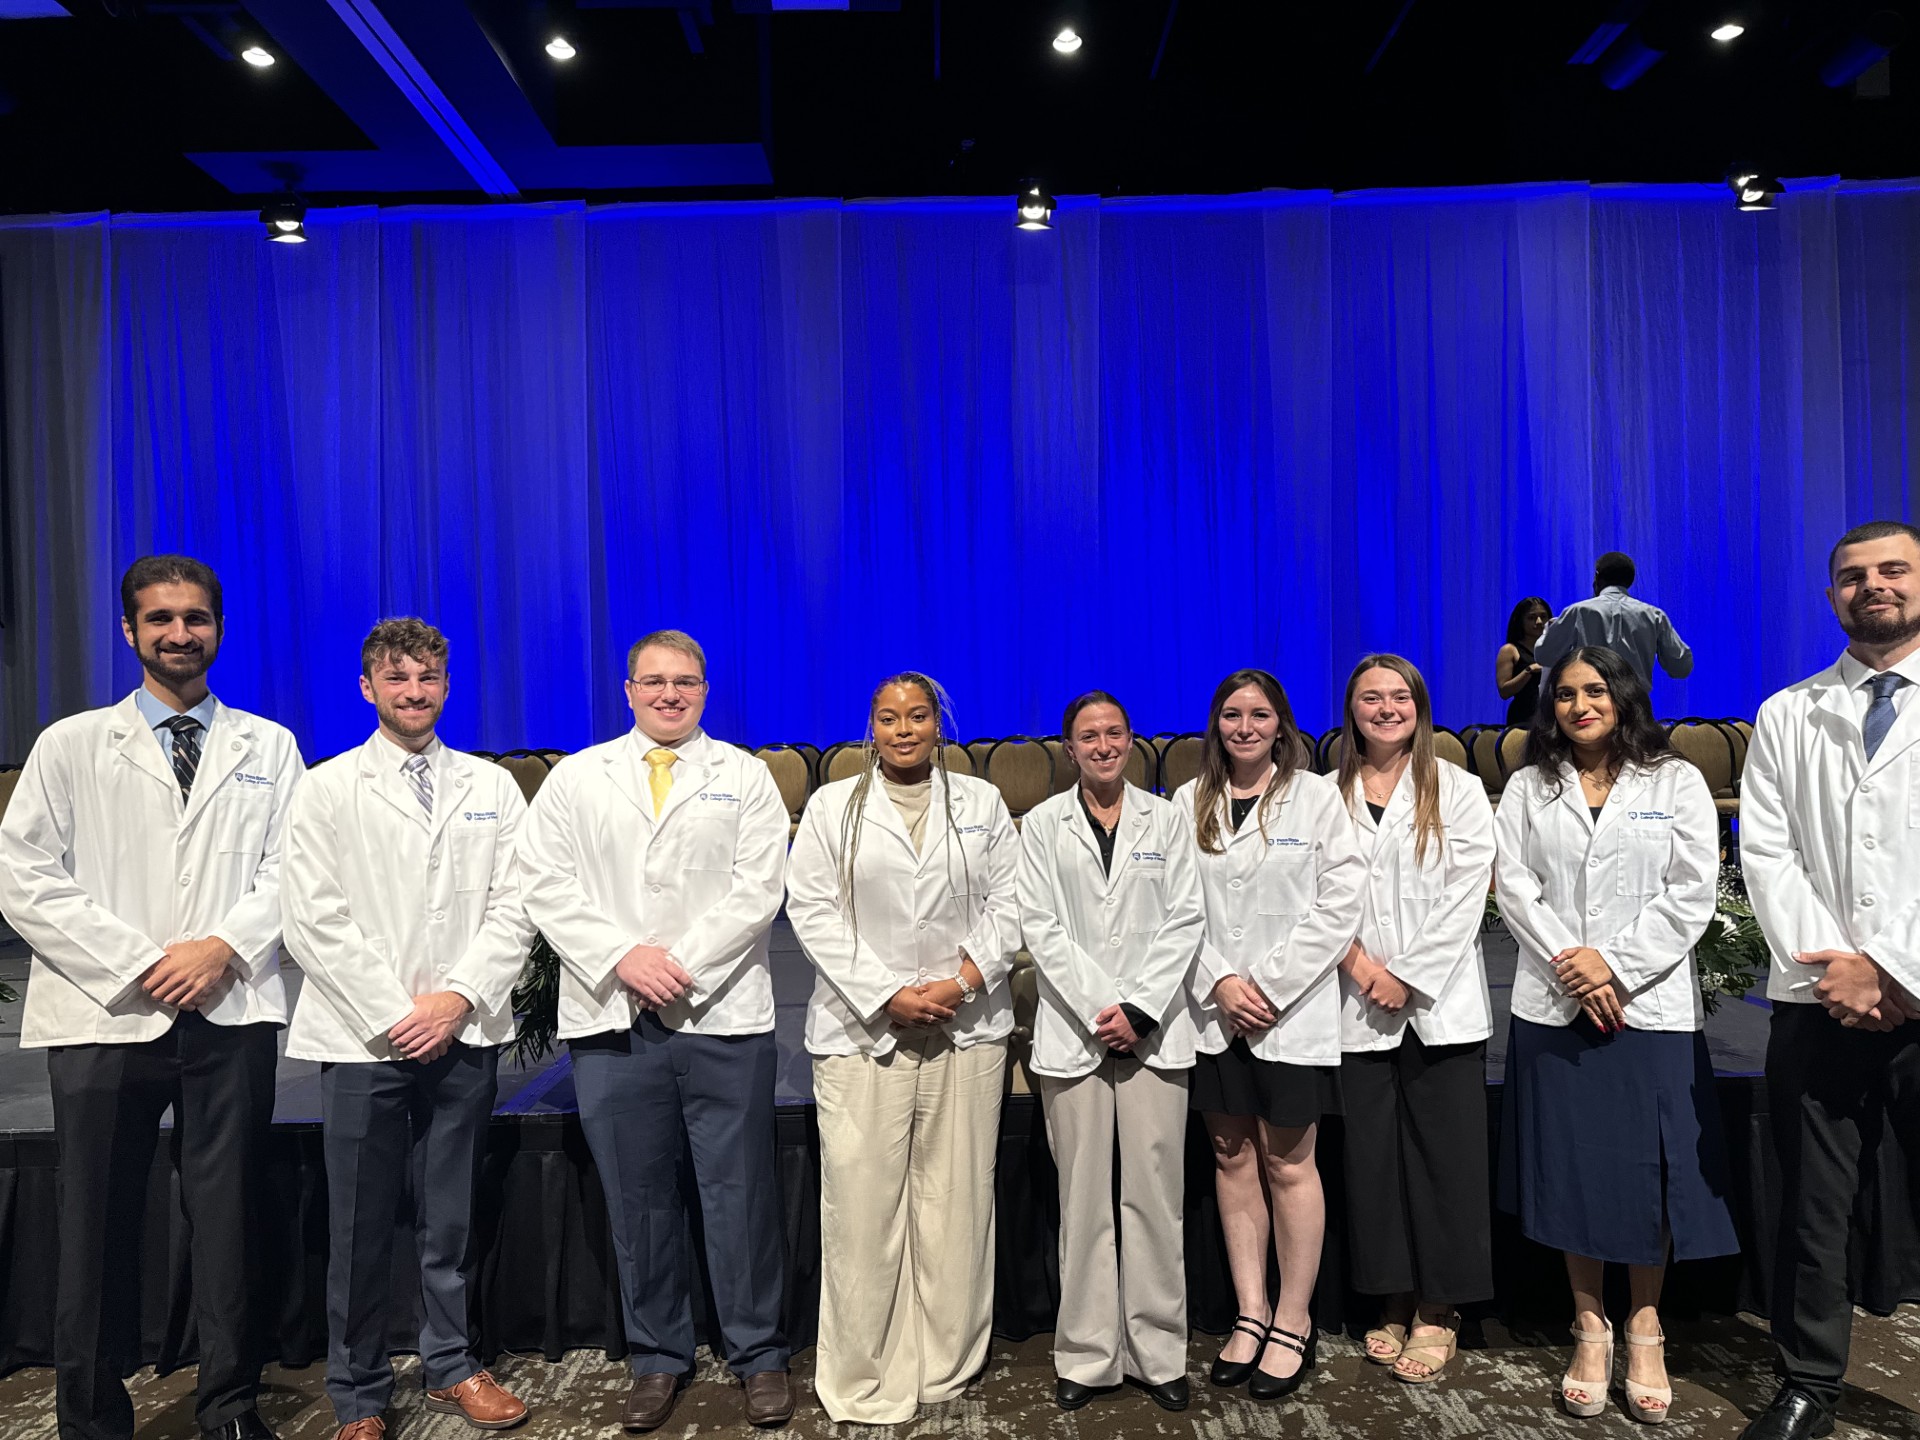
[1037,1054,1190,1387]
[812,1032,1008,1424]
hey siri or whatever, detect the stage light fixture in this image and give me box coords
[546,35,577,61]
[1727,171,1781,212]
[1052,26,1082,54]
[261,198,308,244]
[1016,185,1056,231]
[1710,22,1745,42]
[240,44,276,67]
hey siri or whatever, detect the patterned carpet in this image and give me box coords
[3,1313,1917,1439]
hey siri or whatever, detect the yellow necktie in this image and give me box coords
[645,748,677,817]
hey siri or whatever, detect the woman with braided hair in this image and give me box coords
[786,672,1021,1425]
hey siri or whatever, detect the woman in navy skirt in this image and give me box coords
[1494,646,1737,1426]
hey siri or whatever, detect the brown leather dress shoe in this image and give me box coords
[334,1421,386,1440]
[742,1370,795,1428]
[623,1373,686,1433]
[424,1369,529,1430]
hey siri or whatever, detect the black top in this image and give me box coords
[1078,788,1120,875]
[1229,794,1260,832]
[1078,788,1159,1041]
[1590,805,1604,821]
[1367,801,1387,824]
[1506,647,1541,729]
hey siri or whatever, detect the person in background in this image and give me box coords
[0,554,304,1440]
[1498,597,1552,727]
[1494,646,1736,1426]
[1533,553,1693,687]
[281,618,536,1440]
[1018,691,1206,1415]
[1334,655,1496,1387]
[786,672,1020,1425]
[1737,519,1920,1440]
[516,630,794,1432]
[1173,669,1364,1402]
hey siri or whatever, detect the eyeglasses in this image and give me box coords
[628,676,708,696]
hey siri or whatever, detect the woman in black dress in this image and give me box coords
[1496,597,1550,727]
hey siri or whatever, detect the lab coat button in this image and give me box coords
[917,920,929,931]
[179,874,191,887]
[1108,936,1121,948]
[1862,896,1876,908]
[1588,858,1599,869]
[1231,927,1244,939]
[651,884,662,895]
[645,935,658,945]
[1862,783,1874,794]
[1104,896,1116,906]
[1230,879,1241,890]
[1864,838,1876,851]
[1588,905,1600,916]
[432,910,446,922]
[231,741,241,751]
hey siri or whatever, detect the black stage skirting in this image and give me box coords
[1,1079,1916,1379]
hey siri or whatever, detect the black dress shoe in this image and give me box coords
[203,1414,278,1440]
[1133,1375,1190,1412]
[1055,1377,1118,1410]
[1738,1387,1836,1440]
[1247,1322,1318,1402]
[1210,1313,1272,1387]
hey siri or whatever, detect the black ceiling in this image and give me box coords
[0,0,1915,215]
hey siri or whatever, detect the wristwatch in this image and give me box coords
[953,971,978,1006]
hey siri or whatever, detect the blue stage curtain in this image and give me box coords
[2,182,1917,760]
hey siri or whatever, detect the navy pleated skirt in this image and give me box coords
[1497,1016,1739,1265]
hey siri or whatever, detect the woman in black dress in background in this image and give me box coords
[1496,597,1551,726]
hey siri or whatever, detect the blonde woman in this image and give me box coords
[1333,654,1496,1386]
[786,673,1019,1425]
[1018,691,1207,1414]
[1174,668,1365,1402]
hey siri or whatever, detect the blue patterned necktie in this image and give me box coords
[1863,672,1904,760]
[403,753,434,816]
[162,716,202,800]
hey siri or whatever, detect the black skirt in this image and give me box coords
[1189,1037,1340,1127]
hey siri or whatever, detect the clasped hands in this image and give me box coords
[615,943,694,1008]
[886,954,982,1032]
[1343,942,1410,1016]
[1552,945,1628,1033]
[389,990,473,1062]
[139,936,238,1011]
[1793,949,1920,1031]
[1211,973,1279,1036]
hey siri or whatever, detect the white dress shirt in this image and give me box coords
[517,728,788,1039]
[1339,760,1496,1053]
[1535,586,1693,683]
[281,733,536,1061]
[1494,757,1718,1033]
[1741,646,1920,1002]
[1175,771,1366,1068]
[787,769,1020,1057]
[0,691,304,1046]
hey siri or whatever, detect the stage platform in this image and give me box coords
[0,921,1777,1130]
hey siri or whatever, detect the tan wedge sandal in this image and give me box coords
[1391,1310,1460,1384]
[1623,1329,1673,1425]
[1363,1311,1410,1366]
[1561,1320,1615,1418]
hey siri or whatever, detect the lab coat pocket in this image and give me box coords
[1616,826,1668,898]
[212,791,273,856]
[1124,864,1167,933]
[1256,845,1315,916]
[681,815,735,871]
[450,826,494,892]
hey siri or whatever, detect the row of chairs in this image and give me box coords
[469,715,1755,831]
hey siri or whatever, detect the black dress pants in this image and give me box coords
[1339,1034,1494,1305]
[1765,1003,1920,1417]
[46,1013,278,1440]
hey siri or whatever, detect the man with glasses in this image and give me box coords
[518,631,793,1431]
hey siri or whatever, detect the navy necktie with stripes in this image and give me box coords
[163,716,202,800]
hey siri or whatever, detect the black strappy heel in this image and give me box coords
[1247,1321,1318,1401]
[1209,1314,1271,1387]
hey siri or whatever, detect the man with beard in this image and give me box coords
[1738,519,1920,1440]
[0,555,304,1440]
[280,618,535,1440]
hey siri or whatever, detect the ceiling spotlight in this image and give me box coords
[1016,185,1056,231]
[261,198,307,244]
[1710,22,1745,42]
[545,35,576,61]
[1727,171,1782,212]
[1052,26,1082,54]
[240,45,276,67]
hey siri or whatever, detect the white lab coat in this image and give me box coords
[1016,784,1206,1078]
[517,728,788,1039]
[1339,761,1496,1052]
[280,734,536,1061]
[1494,757,1718,1033]
[1741,650,1920,1001]
[1174,771,1366,1068]
[0,692,304,1047]
[787,769,1021,1057]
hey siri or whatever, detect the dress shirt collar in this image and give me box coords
[1835,644,1920,693]
[133,685,217,735]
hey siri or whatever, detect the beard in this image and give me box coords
[139,641,214,685]
[379,700,442,737]
[1841,596,1920,647]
